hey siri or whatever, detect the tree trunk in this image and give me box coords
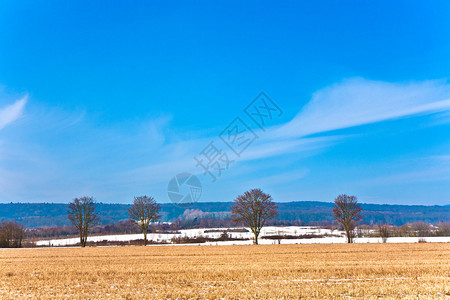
[143,231,147,246]
[254,233,258,245]
[80,230,84,247]
[346,229,352,243]
[84,225,89,247]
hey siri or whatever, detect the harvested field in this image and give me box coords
[0,243,449,299]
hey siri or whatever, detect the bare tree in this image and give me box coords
[399,223,412,237]
[128,196,161,246]
[436,222,450,236]
[378,223,390,243]
[68,196,99,247]
[230,188,278,245]
[332,194,363,243]
[412,221,430,237]
[0,221,24,248]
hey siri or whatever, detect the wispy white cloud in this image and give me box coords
[239,135,347,162]
[113,78,450,194]
[272,78,450,138]
[221,78,450,165]
[2,78,450,203]
[0,96,27,130]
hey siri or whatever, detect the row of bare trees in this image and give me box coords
[67,191,363,247]
[231,190,363,244]
[67,196,160,247]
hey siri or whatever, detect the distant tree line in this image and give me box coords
[0,221,24,248]
[2,201,449,229]
[366,221,450,240]
[3,189,450,247]
[26,220,142,239]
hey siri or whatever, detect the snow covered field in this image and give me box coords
[35,226,450,247]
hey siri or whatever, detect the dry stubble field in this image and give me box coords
[0,243,449,299]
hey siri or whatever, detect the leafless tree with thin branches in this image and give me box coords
[437,222,450,236]
[332,194,363,243]
[230,189,278,245]
[128,196,161,246]
[378,223,390,243]
[0,221,24,248]
[68,196,99,247]
[412,221,431,237]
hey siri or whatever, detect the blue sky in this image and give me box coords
[0,1,450,205]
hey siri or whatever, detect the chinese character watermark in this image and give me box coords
[245,92,283,130]
[194,142,234,182]
[219,117,258,157]
[195,91,282,183]
[168,91,282,206]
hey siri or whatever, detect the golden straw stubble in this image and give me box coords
[0,243,449,299]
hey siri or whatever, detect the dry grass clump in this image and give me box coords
[0,243,449,299]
